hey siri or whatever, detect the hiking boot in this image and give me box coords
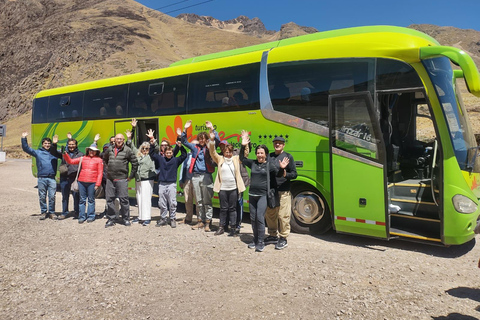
[214,227,224,236]
[275,237,288,250]
[39,213,48,220]
[228,226,236,237]
[204,220,211,232]
[156,219,167,227]
[48,214,56,220]
[264,235,278,245]
[191,220,204,230]
[171,219,177,228]
[179,218,192,225]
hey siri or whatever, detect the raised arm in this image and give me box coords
[179,122,195,151]
[49,134,63,158]
[21,131,36,157]
[239,131,253,168]
[207,131,221,164]
[206,120,220,148]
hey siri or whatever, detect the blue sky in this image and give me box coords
[137,0,480,32]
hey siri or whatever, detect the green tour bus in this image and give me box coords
[30,25,480,245]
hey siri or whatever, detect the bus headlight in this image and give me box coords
[452,194,478,214]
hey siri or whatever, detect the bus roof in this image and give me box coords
[36,25,441,99]
[169,25,440,67]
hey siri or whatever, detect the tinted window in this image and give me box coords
[46,91,84,122]
[376,59,423,90]
[188,63,260,113]
[268,59,375,127]
[83,85,128,120]
[128,75,187,117]
[32,97,49,124]
[332,94,381,161]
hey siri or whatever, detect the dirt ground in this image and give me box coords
[1,159,480,320]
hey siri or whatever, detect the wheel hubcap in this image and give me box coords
[292,191,325,225]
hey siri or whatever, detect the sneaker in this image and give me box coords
[264,235,278,245]
[214,227,225,236]
[124,220,131,227]
[86,218,95,223]
[78,219,86,224]
[255,242,265,252]
[132,218,140,223]
[105,219,115,228]
[247,242,256,249]
[57,214,67,220]
[228,227,235,237]
[48,214,56,220]
[156,219,167,227]
[171,220,177,228]
[275,237,288,250]
[39,213,48,220]
[142,220,151,226]
[235,226,241,235]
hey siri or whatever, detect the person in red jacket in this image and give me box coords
[64,142,104,223]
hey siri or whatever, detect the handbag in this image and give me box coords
[71,157,83,193]
[59,163,68,175]
[266,162,279,208]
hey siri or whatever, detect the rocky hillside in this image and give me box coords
[0,0,267,122]
[176,13,318,40]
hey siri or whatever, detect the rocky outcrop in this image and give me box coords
[176,13,276,37]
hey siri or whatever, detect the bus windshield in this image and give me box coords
[424,57,480,173]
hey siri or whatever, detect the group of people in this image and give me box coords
[21,119,297,252]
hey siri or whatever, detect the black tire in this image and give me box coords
[290,183,332,235]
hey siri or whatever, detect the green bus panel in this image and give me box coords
[332,153,386,238]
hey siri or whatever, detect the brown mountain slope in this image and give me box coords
[0,0,266,122]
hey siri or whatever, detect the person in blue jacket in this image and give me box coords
[21,131,62,220]
[147,131,187,228]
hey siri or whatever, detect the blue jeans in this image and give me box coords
[78,182,96,221]
[38,177,56,214]
[60,176,80,215]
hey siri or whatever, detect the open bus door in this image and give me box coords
[113,118,159,198]
[329,92,388,239]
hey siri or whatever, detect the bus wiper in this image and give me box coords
[466,146,480,172]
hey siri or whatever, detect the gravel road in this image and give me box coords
[1,159,480,320]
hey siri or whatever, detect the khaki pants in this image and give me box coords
[265,190,291,238]
[183,179,198,221]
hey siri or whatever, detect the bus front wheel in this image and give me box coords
[290,184,331,234]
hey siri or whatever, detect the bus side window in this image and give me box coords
[188,63,260,114]
[127,75,187,117]
[46,92,83,122]
[84,85,128,120]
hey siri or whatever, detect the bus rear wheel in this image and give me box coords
[290,184,331,234]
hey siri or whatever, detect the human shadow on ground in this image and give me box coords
[432,313,479,320]
[309,229,476,258]
[446,287,480,303]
